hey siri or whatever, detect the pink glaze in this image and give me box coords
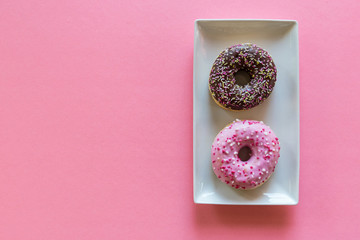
[211,120,280,190]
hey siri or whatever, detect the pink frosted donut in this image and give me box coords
[211,120,280,190]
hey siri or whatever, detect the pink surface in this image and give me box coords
[0,0,359,239]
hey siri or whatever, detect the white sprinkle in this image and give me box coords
[270,152,273,155]
[234,152,238,155]
[231,181,234,184]
[230,142,235,146]
[232,161,236,165]
[272,142,275,146]
[246,136,250,139]
[221,169,224,172]
[225,151,229,154]
[217,157,220,160]
[262,168,266,172]
[258,177,261,179]
[227,140,231,143]
[266,171,269,174]
[264,132,268,136]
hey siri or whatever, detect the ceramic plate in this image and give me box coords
[193,19,299,205]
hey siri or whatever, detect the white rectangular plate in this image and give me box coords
[193,19,299,205]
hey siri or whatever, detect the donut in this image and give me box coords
[211,120,280,190]
[209,43,277,110]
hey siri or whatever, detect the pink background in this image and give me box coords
[0,0,359,239]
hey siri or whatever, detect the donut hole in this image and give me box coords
[234,70,251,87]
[238,146,252,162]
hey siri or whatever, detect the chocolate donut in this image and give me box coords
[209,43,277,110]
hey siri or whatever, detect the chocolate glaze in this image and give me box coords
[209,43,277,110]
